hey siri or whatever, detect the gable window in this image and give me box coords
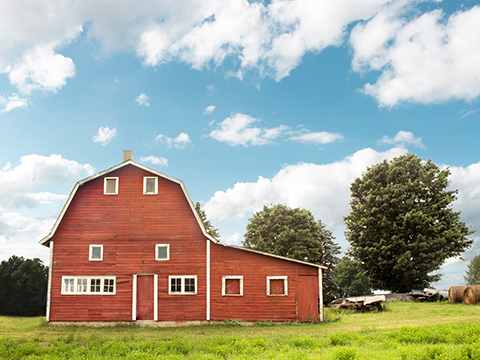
[169,276,197,295]
[89,245,103,261]
[144,177,158,195]
[155,244,170,261]
[61,276,116,295]
[104,177,119,195]
[266,276,288,296]
[222,276,243,296]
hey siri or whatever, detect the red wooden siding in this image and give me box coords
[210,244,319,322]
[49,165,207,322]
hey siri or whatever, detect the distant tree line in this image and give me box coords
[0,256,48,316]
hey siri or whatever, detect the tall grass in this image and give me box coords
[1,302,480,359]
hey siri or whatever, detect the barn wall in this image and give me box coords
[210,244,319,322]
[49,165,207,322]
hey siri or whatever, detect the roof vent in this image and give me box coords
[123,150,134,162]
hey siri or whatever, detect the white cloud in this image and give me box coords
[288,130,343,145]
[0,93,28,113]
[208,113,289,146]
[135,93,150,106]
[221,232,243,245]
[378,131,424,148]
[156,132,192,149]
[0,154,94,209]
[203,105,215,114]
[351,5,480,106]
[140,155,168,167]
[6,45,75,95]
[2,0,478,109]
[204,147,407,226]
[93,126,117,145]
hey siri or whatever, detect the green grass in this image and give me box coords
[2,302,480,359]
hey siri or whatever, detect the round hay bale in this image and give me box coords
[471,285,480,303]
[463,286,478,305]
[449,286,467,304]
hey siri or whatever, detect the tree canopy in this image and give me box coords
[195,202,220,239]
[243,204,340,304]
[0,256,48,316]
[464,255,480,285]
[344,153,473,293]
[334,257,372,298]
[243,204,323,263]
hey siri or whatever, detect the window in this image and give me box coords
[89,245,103,261]
[169,276,197,295]
[222,276,243,296]
[144,177,158,195]
[77,278,88,293]
[90,278,102,292]
[61,276,116,295]
[63,278,74,294]
[104,177,118,195]
[103,278,115,293]
[266,276,288,296]
[155,244,170,261]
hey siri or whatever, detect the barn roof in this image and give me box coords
[39,155,325,270]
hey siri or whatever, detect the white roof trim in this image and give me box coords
[220,244,326,269]
[39,160,218,245]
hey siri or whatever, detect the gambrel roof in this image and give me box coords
[39,158,325,269]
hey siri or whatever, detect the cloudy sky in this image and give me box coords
[1,0,480,290]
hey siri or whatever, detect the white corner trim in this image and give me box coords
[207,240,210,320]
[132,275,137,321]
[46,241,53,322]
[319,268,324,322]
[154,274,158,321]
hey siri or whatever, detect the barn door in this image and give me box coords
[136,275,154,320]
[296,275,319,322]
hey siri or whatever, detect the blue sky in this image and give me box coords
[1,0,480,290]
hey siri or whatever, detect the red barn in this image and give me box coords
[40,151,325,324]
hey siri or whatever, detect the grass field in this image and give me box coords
[2,302,480,359]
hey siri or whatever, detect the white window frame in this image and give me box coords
[104,177,119,195]
[168,276,197,295]
[61,276,116,295]
[89,244,104,261]
[143,177,158,195]
[155,244,170,261]
[266,276,288,296]
[222,276,243,296]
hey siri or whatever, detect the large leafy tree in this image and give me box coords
[464,255,480,285]
[0,256,48,316]
[243,204,340,304]
[195,202,220,239]
[334,257,372,298]
[344,153,473,293]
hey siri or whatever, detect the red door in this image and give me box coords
[296,275,319,322]
[136,275,154,320]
